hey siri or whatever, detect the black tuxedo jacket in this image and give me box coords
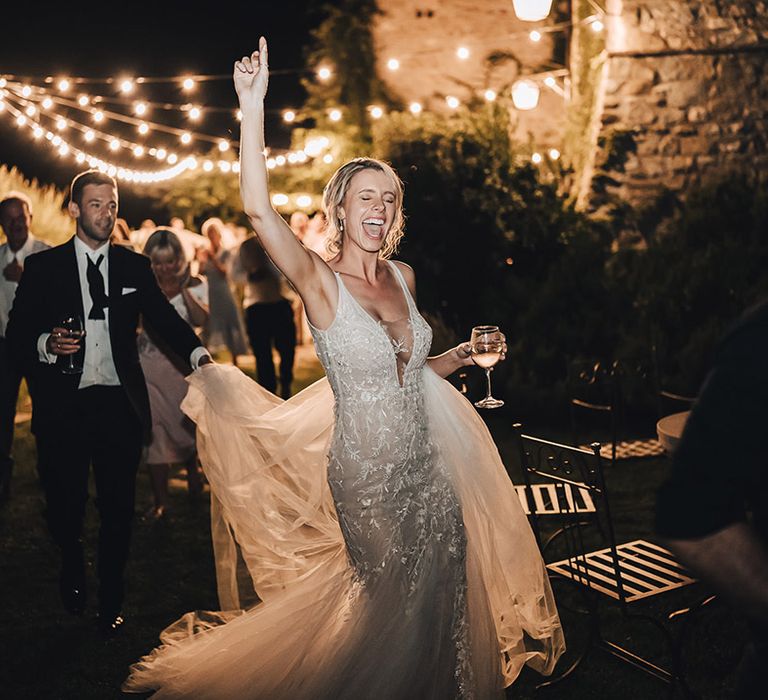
[6,237,203,441]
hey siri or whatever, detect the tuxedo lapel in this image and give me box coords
[108,243,121,316]
[62,237,86,324]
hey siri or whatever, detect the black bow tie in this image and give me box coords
[86,254,109,320]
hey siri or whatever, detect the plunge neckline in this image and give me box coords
[334,261,415,386]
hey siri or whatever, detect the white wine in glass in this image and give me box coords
[470,325,505,409]
[59,315,85,375]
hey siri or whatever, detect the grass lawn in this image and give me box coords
[0,347,747,699]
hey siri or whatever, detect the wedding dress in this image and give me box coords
[124,261,564,698]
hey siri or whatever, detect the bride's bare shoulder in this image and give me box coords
[390,259,416,293]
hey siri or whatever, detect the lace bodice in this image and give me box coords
[310,261,433,475]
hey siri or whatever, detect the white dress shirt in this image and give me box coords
[38,237,210,386]
[0,233,50,337]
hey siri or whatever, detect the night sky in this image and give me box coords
[0,0,322,223]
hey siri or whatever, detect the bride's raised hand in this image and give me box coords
[233,36,269,109]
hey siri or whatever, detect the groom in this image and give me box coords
[6,170,210,636]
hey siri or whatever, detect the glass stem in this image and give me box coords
[485,367,493,400]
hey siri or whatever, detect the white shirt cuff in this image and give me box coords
[38,333,57,364]
[190,346,211,370]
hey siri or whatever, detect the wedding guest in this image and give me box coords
[6,171,210,636]
[657,300,768,697]
[232,232,295,398]
[199,217,248,367]
[139,228,209,520]
[0,192,49,501]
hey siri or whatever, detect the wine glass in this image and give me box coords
[59,315,85,375]
[470,325,505,409]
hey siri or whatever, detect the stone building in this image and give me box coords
[371,0,568,148]
[371,0,768,210]
[581,0,768,210]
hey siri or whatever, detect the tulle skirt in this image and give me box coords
[123,365,563,698]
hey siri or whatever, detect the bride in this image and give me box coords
[124,37,563,698]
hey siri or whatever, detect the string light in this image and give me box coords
[203,160,214,172]
[42,97,53,110]
[272,194,289,206]
[446,96,460,109]
[369,105,384,119]
[484,89,497,102]
[548,148,560,159]
[109,139,120,151]
[137,122,149,135]
[188,106,202,120]
[296,195,312,208]
[182,77,195,91]
[529,30,542,42]
[409,102,422,115]
[119,79,134,94]
[133,145,144,157]
[93,110,104,123]
[387,58,400,71]
[56,118,67,130]
[511,79,540,110]
[167,153,178,164]
[134,101,147,116]
[456,47,470,60]
[591,19,604,32]
[15,115,26,127]
[180,132,192,144]
[218,140,229,152]
[25,105,36,117]
[283,110,296,123]
[78,95,89,106]
[323,153,334,164]
[512,0,554,22]
[21,86,32,98]
[156,148,167,160]
[328,109,342,122]
[531,152,543,164]
[317,66,332,81]
[84,130,95,142]
[236,109,242,121]
[57,79,70,92]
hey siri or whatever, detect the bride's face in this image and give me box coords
[338,169,397,254]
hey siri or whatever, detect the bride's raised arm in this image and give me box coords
[234,37,336,328]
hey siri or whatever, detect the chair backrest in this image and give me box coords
[513,423,631,606]
[567,360,621,464]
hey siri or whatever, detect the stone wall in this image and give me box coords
[584,0,768,210]
[372,0,567,146]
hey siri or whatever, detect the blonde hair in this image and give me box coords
[143,227,189,277]
[322,158,405,260]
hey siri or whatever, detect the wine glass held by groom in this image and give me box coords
[5,169,213,638]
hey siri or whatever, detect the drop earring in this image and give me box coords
[338,218,344,233]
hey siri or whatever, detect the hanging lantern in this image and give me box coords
[511,79,540,110]
[512,0,553,22]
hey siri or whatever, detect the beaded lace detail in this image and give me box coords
[310,261,474,697]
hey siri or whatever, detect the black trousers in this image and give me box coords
[35,385,143,614]
[244,300,296,399]
[0,337,23,482]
